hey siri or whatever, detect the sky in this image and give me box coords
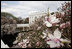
[1,1,69,19]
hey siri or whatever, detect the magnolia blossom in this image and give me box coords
[49,14,60,24]
[44,14,60,27]
[42,28,70,48]
[60,21,70,29]
[44,21,52,27]
[18,39,29,48]
[60,23,66,29]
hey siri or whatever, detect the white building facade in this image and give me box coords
[29,11,47,25]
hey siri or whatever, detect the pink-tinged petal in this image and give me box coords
[66,21,70,27]
[66,10,70,12]
[45,21,52,27]
[53,38,60,43]
[47,18,50,22]
[60,23,66,29]
[61,12,65,17]
[18,42,24,46]
[45,16,48,21]
[27,44,31,48]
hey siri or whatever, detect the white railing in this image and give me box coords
[17,24,29,27]
[1,24,29,28]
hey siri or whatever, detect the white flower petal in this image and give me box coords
[48,33,54,39]
[45,21,52,27]
[42,32,47,38]
[43,32,47,36]
[47,41,60,48]
[47,41,52,44]
[23,39,27,43]
[49,15,60,23]
[23,39,29,44]
[26,40,29,44]
[45,16,48,21]
[13,40,18,44]
[42,35,46,39]
[54,28,61,39]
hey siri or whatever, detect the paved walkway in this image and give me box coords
[1,40,9,48]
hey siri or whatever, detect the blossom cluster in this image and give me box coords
[11,2,71,48]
